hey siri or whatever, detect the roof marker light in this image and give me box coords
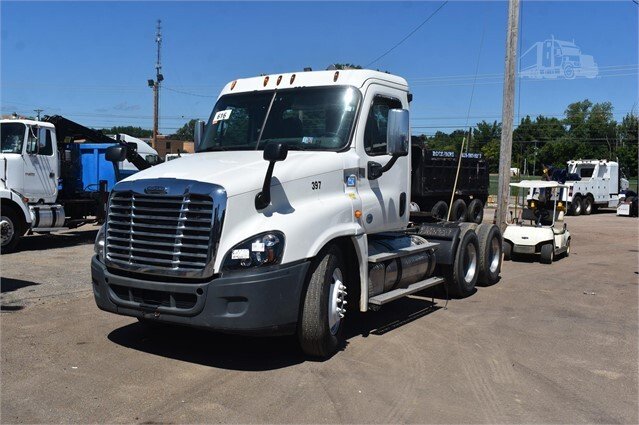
[263,76,269,87]
[276,75,282,86]
[333,71,339,82]
[230,80,237,90]
[290,74,296,84]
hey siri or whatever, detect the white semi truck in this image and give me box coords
[91,69,503,357]
[528,159,629,216]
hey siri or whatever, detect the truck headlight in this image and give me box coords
[222,232,284,271]
[94,224,106,262]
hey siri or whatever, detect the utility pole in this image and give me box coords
[495,0,520,231]
[148,20,164,148]
[33,109,43,120]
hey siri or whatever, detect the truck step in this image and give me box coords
[368,276,445,306]
[367,242,438,263]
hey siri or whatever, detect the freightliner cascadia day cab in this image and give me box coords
[91,69,503,357]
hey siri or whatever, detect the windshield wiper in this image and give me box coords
[254,89,278,150]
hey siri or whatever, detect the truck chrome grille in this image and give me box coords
[105,180,226,279]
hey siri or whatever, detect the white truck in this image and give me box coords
[91,69,503,357]
[0,116,156,252]
[528,159,629,216]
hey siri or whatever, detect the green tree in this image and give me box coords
[171,119,197,141]
[617,112,639,177]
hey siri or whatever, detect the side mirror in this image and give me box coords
[263,142,288,162]
[105,145,127,163]
[386,109,409,157]
[26,127,39,154]
[255,143,288,210]
[194,120,205,147]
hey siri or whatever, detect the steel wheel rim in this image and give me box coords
[489,236,500,273]
[463,245,477,284]
[328,268,346,335]
[0,215,15,247]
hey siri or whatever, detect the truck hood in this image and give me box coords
[120,150,343,197]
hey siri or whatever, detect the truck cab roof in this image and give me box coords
[0,118,55,129]
[219,69,408,98]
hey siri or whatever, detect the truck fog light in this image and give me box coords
[223,231,285,271]
[94,224,106,263]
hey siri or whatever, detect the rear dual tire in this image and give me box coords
[446,227,480,298]
[476,224,502,285]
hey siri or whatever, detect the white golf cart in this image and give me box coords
[503,181,571,264]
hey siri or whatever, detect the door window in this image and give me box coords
[38,129,53,156]
[364,96,402,156]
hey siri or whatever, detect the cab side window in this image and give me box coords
[364,96,402,156]
[39,129,53,156]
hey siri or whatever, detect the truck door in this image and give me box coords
[23,126,57,201]
[356,86,410,233]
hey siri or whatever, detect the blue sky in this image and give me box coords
[1,1,637,135]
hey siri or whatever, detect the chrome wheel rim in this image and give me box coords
[489,236,500,273]
[463,245,478,284]
[0,216,15,247]
[328,268,347,335]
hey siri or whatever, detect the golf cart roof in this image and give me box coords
[510,180,568,189]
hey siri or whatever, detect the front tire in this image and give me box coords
[1,206,24,254]
[540,243,554,264]
[298,245,347,358]
[503,241,513,261]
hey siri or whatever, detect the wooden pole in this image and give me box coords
[447,137,466,221]
[496,0,520,231]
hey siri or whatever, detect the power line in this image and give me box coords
[365,1,448,67]
[164,86,217,98]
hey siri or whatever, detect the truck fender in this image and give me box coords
[0,189,32,225]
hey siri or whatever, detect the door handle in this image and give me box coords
[49,172,55,178]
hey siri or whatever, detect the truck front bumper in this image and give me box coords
[91,256,310,335]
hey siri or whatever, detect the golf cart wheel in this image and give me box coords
[503,241,513,261]
[564,239,571,258]
[570,196,582,216]
[450,199,467,222]
[431,201,448,220]
[582,196,593,215]
[298,244,346,358]
[476,224,502,285]
[445,227,479,298]
[1,206,24,254]
[467,199,484,224]
[540,243,554,264]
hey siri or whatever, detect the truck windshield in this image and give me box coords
[1,122,26,154]
[198,86,360,152]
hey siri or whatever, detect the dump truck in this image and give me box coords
[91,69,503,357]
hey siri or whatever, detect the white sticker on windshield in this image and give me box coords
[231,249,250,260]
[212,109,232,124]
[302,137,314,144]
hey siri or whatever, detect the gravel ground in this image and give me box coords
[1,211,637,423]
